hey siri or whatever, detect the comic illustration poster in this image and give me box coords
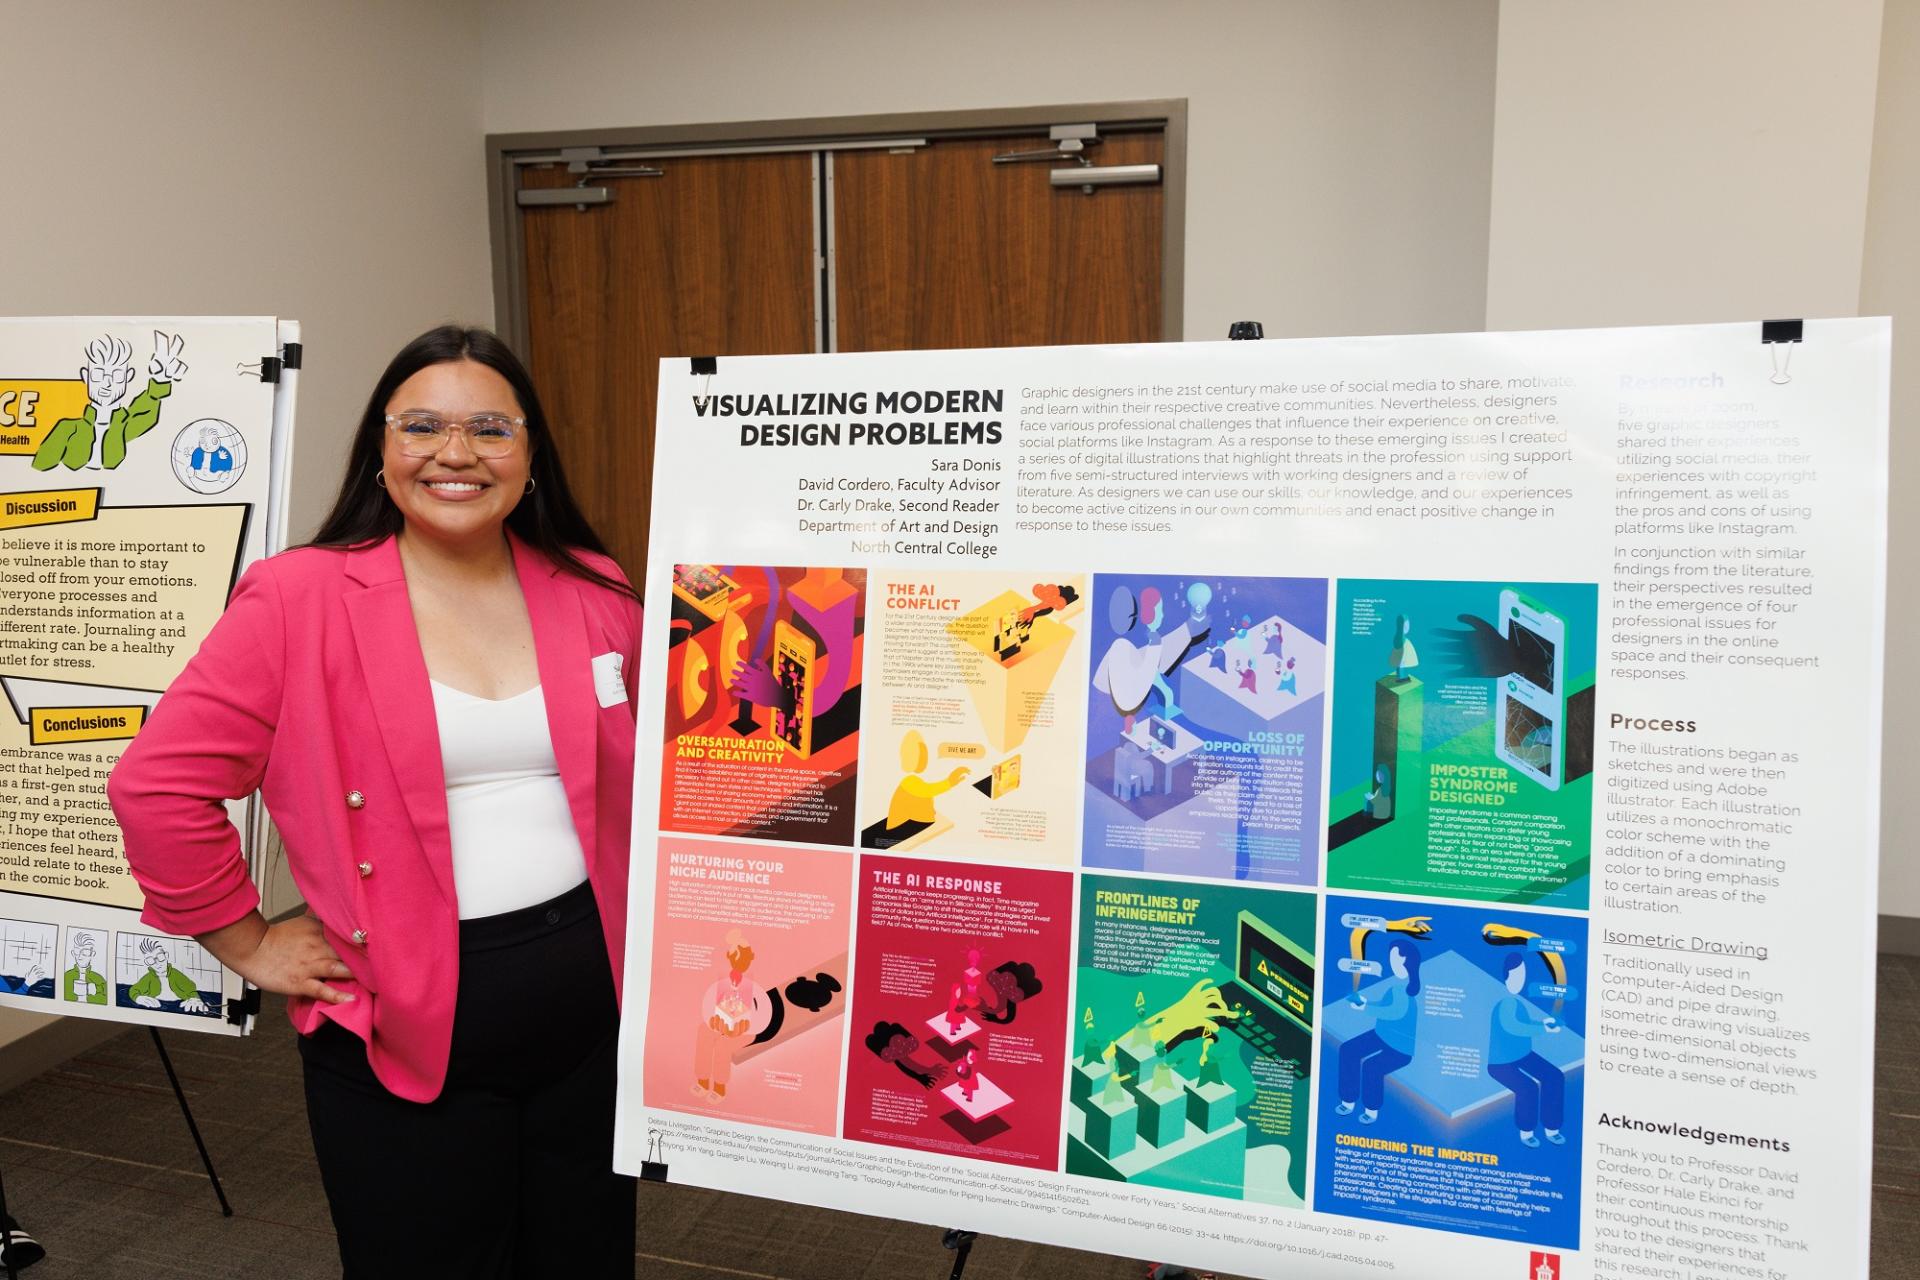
[1082,574,1328,885]
[1313,893,1587,1248]
[858,570,1087,865]
[0,318,286,1033]
[843,855,1072,1169]
[642,837,853,1136]
[1326,579,1598,909]
[1068,874,1317,1208]
[660,564,864,847]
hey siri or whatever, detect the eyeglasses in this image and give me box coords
[384,412,526,458]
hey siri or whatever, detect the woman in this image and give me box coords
[109,326,642,1277]
[1334,939,1422,1124]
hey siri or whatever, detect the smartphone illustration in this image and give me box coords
[1496,590,1565,790]
[771,619,817,758]
[672,564,739,621]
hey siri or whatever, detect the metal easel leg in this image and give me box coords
[149,1028,233,1217]
[941,1228,978,1279]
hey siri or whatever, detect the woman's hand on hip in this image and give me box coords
[197,910,357,1005]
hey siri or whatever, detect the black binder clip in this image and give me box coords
[224,984,262,1026]
[690,356,717,413]
[281,342,303,371]
[641,1128,669,1183]
[1227,321,1263,341]
[1762,319,1802,385]
[236,357,282,384]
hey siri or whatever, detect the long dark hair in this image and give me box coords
[1390,940,1424,997]
[307,325,638,602]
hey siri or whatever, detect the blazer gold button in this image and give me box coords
[345,790,365,809]
[357,861,373,878]
[351,929,368,946]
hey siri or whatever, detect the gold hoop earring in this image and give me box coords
[524,478,537,495]
[375,471,387,489]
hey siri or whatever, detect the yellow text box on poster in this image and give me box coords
[0,488,100,531]
[30,706,145,746]
[0,503,250,910]
[0,504,248,693]
[0,381,89,455]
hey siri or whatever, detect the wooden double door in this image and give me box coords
[512,127,1167,574]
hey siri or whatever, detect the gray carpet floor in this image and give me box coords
[2,957,1917,1278]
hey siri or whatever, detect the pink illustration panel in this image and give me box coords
[643,837,855,1135]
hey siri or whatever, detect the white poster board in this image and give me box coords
[0,317,295,1035]
[617,320,1886,1279]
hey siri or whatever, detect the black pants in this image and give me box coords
[300,880,636,1278]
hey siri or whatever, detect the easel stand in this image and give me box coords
[150,1028,233,1217]
[0,1029,227,1280]
[941,1228,978,1279]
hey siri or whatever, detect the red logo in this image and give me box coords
[1529,1253,1561,1280]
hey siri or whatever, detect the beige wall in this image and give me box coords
[0,0,493,1052]
[1486,1,1886,331]
[479,0,1500,342]
[1863,0,1920,916]
[3,0,495,544]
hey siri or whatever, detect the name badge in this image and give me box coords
[591,651,628,708]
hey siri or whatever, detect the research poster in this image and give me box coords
[0,318,291,1034]
[617,320,1888,1280]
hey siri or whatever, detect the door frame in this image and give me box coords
[486,99,1188,356]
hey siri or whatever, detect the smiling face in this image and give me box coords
[380,359,531,550]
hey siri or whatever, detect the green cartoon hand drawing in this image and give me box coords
[32,331,186,471]
[1106,978,1243,1061]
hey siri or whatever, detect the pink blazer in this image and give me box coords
[109,534,641,1102]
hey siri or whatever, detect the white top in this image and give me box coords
[430,680,590,920]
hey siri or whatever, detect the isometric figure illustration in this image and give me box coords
[692,930,772,1102]
[1332,940,1421,1124]
[952,1046,982,1104]
[1389,615,1419,683]
[1315,895,1586,1249]
[1486,953,1567,1147]
[32,331,187,471]
[1092,582,1211,722]
[1084,575,1329,885]
[873,730,970,850]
